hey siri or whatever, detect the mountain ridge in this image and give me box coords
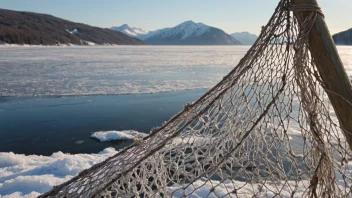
[111,21,242,45]
[110,24,148,38]
[0,8,145,45]
[333,28,352,45]
[231,32,258,45]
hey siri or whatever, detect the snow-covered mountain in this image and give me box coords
[231,32,258,45]
[139,21,241,45]
[110,24,148,37]
[333,28,352,45]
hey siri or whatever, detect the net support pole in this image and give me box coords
[293,0,352,150]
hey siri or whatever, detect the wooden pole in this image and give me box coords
[293,0,352,150]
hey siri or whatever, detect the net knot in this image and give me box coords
[184,102,193,110]
[309,175,319,198]
[151,127,160,133]
[310,175,318,186]
[288,3,324,18]
[133,138,146,146]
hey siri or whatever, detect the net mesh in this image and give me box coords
[41,0,352,197]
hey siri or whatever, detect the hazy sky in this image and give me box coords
[1,0,351,35]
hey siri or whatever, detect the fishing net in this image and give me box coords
[41,0,352,197]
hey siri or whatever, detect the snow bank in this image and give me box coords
[0,43,44,47]
[81,40,98,46]
[91,130,148,142]
[0,148,117,197]
[1,191,41,198]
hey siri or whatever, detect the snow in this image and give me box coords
[174,21,210,39]
[168,135,214,148]
[66,29,79,35]
[81,40,98,46]
[0,43,44,47]
[0,148,118,197]
[170,168,349,197]
[1,145,351,197]
[169,178,310,198]
[90,130,214,147]
[139,20,211,40]
[91,130,148,142]
[1,192,41,198]
[0,128,352,197]
[110,24,148,37]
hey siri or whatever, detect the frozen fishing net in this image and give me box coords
[41,0,352,197]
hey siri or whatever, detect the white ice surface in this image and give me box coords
[1,46,351,97]
[0,46,251,96]
[91,130,147,142]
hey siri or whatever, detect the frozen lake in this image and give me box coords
[0,46,251,96]
[1,45,351,96]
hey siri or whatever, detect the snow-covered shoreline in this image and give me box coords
[0,148,118,197]
[0,130,148,197]
[1,147,351,197]
[1,129,352,197]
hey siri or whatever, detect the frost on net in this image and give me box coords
[41,0,352,197]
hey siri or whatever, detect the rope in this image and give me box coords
[288,3,325,18]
